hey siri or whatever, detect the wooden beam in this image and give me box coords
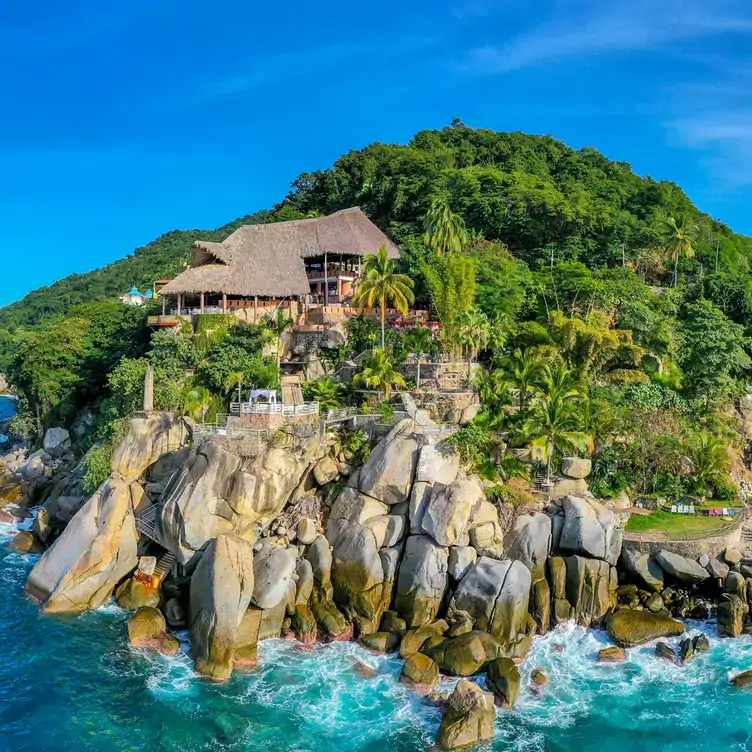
[324,251,328,306]
[254,296,258,323]
[222,293,227,314]
[161,294,166,316]
[177,294,182,316]
[200,292,205,314]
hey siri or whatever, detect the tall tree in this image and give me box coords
[504,348,545,411]
[353,348,406,400]
[521,377,591,483]
[422,254,477,352]
[457,307,490,379]
[353,245,415,348]
[183,386,213,422]
[664,216,697,288]
[423,194,468,256]
[265,308,295,373]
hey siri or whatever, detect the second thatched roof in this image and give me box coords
[161,207,400,298]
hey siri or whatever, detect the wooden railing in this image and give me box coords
[229,402,320,417]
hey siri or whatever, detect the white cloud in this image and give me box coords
[669,112,752,189]
[458,0,752,74]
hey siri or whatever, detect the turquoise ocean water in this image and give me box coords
[3,528,752,751]
[1,394,752,750]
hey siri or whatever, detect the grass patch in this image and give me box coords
[625,509,735,535]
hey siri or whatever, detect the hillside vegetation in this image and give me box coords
[3,122,752,504]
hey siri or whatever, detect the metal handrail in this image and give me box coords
[229,402,320,416]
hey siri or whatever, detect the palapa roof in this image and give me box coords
[161,207,400,298]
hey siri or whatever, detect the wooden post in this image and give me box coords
[254,296,258,323]
[200,292,205,314]
[177,294,182,316]
[324,251,328,306]
[161,295,166,316]
[222,293,227,314]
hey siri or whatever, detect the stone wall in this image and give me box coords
[622,524,743,559]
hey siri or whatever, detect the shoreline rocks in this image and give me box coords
[606,610,686,647]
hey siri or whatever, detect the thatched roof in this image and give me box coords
[161,207,399,298]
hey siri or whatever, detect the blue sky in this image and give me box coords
[2,0,752,306]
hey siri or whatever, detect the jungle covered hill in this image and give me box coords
[3,121,752,505]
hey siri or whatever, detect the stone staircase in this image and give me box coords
[740,523,752,550]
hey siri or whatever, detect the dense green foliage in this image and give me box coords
[3,122,752,505]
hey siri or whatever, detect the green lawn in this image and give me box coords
[625,509,736,535]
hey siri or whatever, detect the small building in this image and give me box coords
[120,286,145,306]
[157,207,400,321]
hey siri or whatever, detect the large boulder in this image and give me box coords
[359,420,419,505]
[127,607,179,655]
[189,533,254,681]
[560,457,592,479]
[306,535,333,589]
[486,656,521,708]
[548,555,616,628]
[43,427,71,458]
[467,501,504,558]
[606,609,685,647]
[116,575,160,610]
[426,630,502,676]
[158,442,243,565]
[503,512,552,582]
[409,481,433,535]
[416,439,459,486]
[400,652,440,695]
[313,457,339,486]
[421,478,485,547]
[395,535,449,627]
[620,548,664,592]
[448,557,530,652]
[448,546,477,581]
[113,412,189,484]
[706,558,730,579]
[718,593,749,638]
[26,474,139,612]
[436,680,496,750]
[654,550,710,585]
[559,496,622,565]
[327,518,383,593]
[252,545,297,609]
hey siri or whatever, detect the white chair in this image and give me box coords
[671,505,678,514]
[689,505,695,515]
[722,508,729,516]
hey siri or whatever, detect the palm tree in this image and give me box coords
[487,313,508,368]
[423,195,468,256]
[353,245,415,348]
[457,308,490,380]
[353,348,406,400]
[302,376,346,412]
[183,386,213,423]
[505,348,545,411]
[265,309,294,371]
[223,371,245,403]
[474,367,511,413]
[521,390,592,483]
[540,363,586,404]
[693,433,730,494]
[664,216,697,288]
